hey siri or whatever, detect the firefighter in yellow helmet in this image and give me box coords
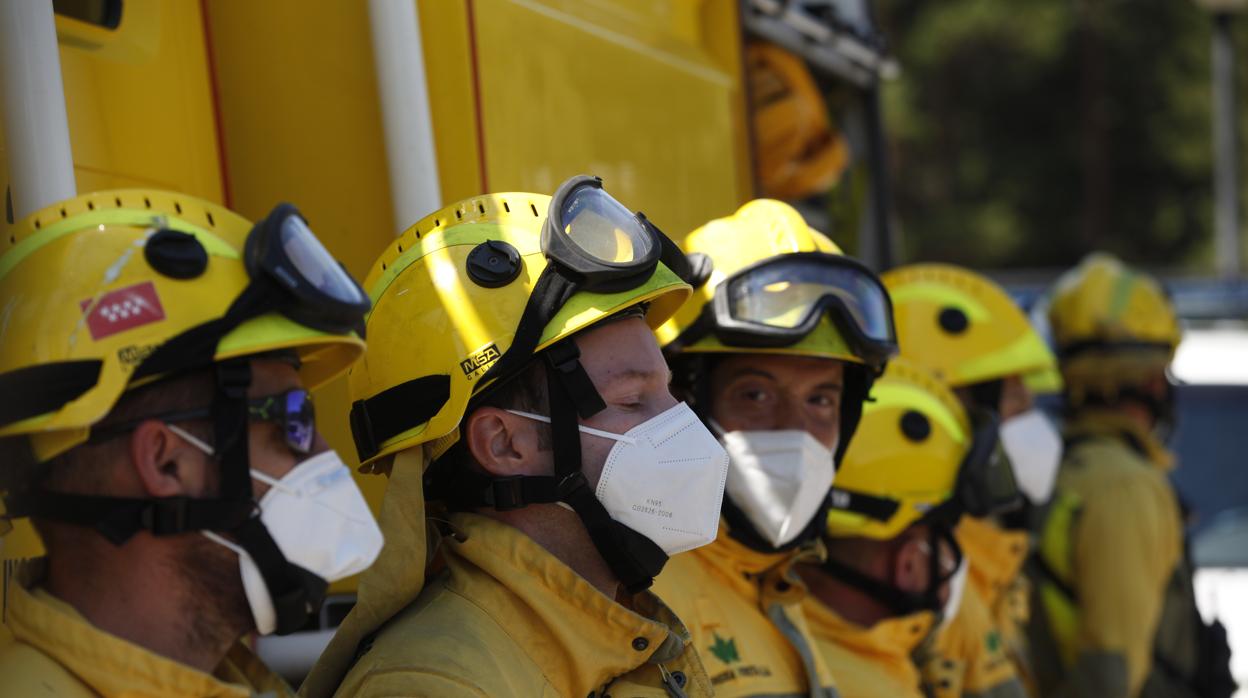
[652,199,897,697]
[304,176,729,698]
[797,358,1021,697]
[883,264,1060,696]
[1029,253,1232,698]
[0,190,380,696]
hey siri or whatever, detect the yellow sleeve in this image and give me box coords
[1071,474,1181,696]
[345,669,501,698]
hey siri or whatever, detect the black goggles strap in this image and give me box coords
[134,282,279,382]
[478,268,578,389]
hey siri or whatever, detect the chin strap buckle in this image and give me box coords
[139,497,189,535]
[484,476,528,511]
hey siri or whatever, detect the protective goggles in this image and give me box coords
[134,203,369,381]
[244,203,371,335]
[684,252,897,370]
[951,407,1023,518]
[479,175,687,386]
[90,389,318,455]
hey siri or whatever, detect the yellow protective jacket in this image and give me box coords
[801,595,935,698]
[0,561,290,698]
[651,530,838,697]
[922,581,1026,698]
[1028,410,1199,698]
[331,511,712,697]
[953,516,1034,693]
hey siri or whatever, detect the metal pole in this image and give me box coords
[862,83,895,270]
[1212,13,1241,277]
[368,0,442,234]
[0,0,76,219]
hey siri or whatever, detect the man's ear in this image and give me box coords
[464,407,548,477]
[891,531,928,596]
[128,421,211,498]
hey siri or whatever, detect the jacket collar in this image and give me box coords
[692,524,822,608]
[802,595,936,659]
[955,516,1029,606]
[3,561,287,698]
[1064,408,1174,470]
[441,512,694,697]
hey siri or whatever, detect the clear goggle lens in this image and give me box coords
[557,186,653,265]
[725,258,893,342]
[279,215,368,307]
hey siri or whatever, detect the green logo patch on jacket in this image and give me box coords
[709,633,740,664]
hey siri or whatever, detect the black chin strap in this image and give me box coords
[427,338,668,594]
[822,520,962,618]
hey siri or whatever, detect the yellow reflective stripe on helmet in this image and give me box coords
[866,382,968,445]
[889,281,992,324]
[1038,491,1082,668]
[366,224,543,308]
[955,330,1057,386]
[0,209,238,283]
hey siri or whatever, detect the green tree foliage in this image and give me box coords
[879,0,1248,271]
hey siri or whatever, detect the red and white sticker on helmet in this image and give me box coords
[79,281,167,341]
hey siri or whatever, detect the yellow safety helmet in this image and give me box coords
[1047,253,1180,405]
[0,190,365,463]
[657,198,894,368]
[881,263,1059,393]
[825,358,971,541]
[347,177,691,467]
[748,42,852,200]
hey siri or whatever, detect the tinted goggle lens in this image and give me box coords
[724,257,894,343]
[278,215,369,307]
[557,185,653,265]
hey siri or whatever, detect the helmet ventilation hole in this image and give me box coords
[33,219,41,229]
[143,197,151,209]
[502,201,510,213]
[455,209,462,220]
[529,203,538,217]
[477,202,485,214]
[59,207,67,218]
[114,196,122,207]
[174,201,182,214]
[206,211,215,226]
[86,200,95,210]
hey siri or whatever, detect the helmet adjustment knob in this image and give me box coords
[899,410,931,442]
[145,229,208,279]
[938,307,969,335]
[466,240,522,288]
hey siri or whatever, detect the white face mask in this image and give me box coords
[936,554,970,632]
[171,425,385,635]
[507,402,729,555]
[999,408,1063,505]
[712,421,837,548]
